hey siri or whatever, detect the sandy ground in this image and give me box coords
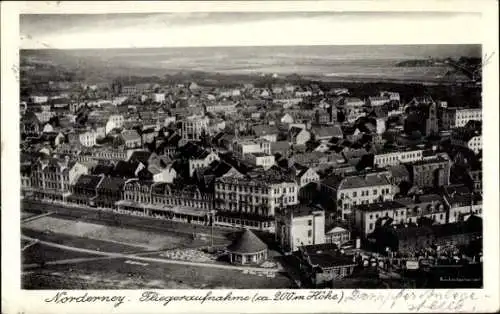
[23,216,187,250]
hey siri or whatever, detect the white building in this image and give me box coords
[245,153,275,169]
[153,93,166,103]
[205,102,238,114]
[353,196,448,238]
[451,129,482,154]
[325,226,351,247]
[214,170,299,232]
[379,91,400,102]
[295,167,320,187]
[374,149,423,168]
[233,139,271,156]
[446,193,482,223]
[376,118,386,134]
[78,130,98,147]
[34,111,55,124]
[30,95,49,104]
[276,205,326,253]
[280,113,294,124]
[42,123,54,133]
[181,115,210,141]
[442,108,482,129]
[188,151,219,177]
[321,172,394,222]
[105,115,125,135]
[151,165,177,184]
[289,127,311,146]
[368,96,390,107]
[112,96,128,106]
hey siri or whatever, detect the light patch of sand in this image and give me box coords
[24,216,187,250]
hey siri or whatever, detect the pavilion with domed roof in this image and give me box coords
[227,228,268,265]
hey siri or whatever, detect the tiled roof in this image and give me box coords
[288,204,322,217]
[74,175,103,190]
[302,243,339,255]
[355,201,406,212]
[227,229,267,254]
[308,254,355,268]
[338,173,390,189]
[252,124,279,136]
[388,164,410,178]
[129,150,153,165]
[97,176,126,192]
[121,129,141,141]
[452,128,481,142]
[311,125,343,139]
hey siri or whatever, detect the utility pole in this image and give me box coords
[210,210,214,248]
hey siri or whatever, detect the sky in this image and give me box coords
[20,12,482,49]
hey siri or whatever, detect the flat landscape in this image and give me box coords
[24,216,188,250]
[21,201,290,289]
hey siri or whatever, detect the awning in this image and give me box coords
[115,200,208,217]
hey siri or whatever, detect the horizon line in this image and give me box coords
[20,43,482,52]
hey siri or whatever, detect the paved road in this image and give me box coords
[21,234,280,273]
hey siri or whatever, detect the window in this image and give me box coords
[373,189,378,195]
[308,230,312,237]
[369,223,374,230]
[308,220,312,226]
[369,214,373,219]
[353,191,357,197]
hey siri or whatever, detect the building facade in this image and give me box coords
[214,171,299,231]
[442,108,482,129]
[321,172,394,222]
[181,115,210,141]
[408,154,451,189]
[276,205,326,253]
[374,149,423,168]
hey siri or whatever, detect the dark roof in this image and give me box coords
[74,175,103,190]
[92,164,114,176]
[178,142,211,159]
[203,160,234,177]
[252,124,279,136]
[129,150,153,165]
[396,194,444,207]
[394,219,482,240]
[97,176,126,192]
[113,160,140,178]
[301,243,338,256]
[310,125,343,139]
[308,254,356,269]
[271,141,291,153]
[288,204,323,217]
[452,127,481,142]
[388,164,410,178]
[227,229,267,254]
[322,173,390,190]
[355,201,406,212]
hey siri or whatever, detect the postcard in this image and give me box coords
[1,1,499,313]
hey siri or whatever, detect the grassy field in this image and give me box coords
[23,216,195,250]
[22,229,150,254]
[23,257,294,289]
[21,211,40,220]
[22,242,100,265]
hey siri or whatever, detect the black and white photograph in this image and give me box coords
[2,2,499,313]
